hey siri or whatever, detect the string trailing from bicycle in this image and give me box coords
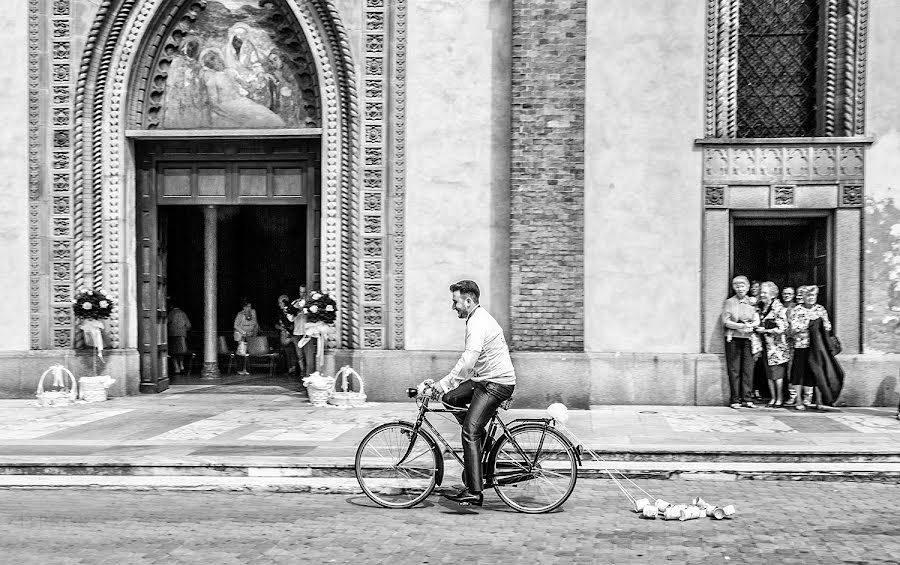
[545,403,737,521]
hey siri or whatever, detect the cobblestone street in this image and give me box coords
[1,481,897,564]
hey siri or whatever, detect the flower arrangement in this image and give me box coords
[72,288,114,320]
[298,290,337,325]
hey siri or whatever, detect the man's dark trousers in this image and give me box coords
[725,337,754,404]
[442,380,514,494]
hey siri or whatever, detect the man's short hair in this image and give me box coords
[450,280,480,302]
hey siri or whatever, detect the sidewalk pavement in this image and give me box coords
[2,379,899,491]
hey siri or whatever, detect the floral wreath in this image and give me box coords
[72,288,114,320]
[297,290,337,324]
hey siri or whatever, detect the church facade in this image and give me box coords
[0,0,898,408]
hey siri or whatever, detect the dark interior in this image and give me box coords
[164,205,306,348]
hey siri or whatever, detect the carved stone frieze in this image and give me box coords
[702,143,867,184]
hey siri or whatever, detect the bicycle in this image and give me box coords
[354,383,583,513]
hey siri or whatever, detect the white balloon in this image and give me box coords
[547,402,569,424]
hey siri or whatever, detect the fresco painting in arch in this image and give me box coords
[161,0,318,129]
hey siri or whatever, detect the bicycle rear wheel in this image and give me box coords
[489,424,577,513]
[355,422,438,508]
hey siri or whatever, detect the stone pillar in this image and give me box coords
[202,205,220,379]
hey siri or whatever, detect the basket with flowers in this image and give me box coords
[296,290,338,368]
[72,288,114,356]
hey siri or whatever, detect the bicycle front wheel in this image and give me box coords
[355,422,438,508]
[489,424,577,513]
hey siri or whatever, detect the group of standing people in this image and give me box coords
[723,276,844,410]
[232,284,317,378]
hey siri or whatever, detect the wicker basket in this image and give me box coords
[79,375,114,402]
[303,372,336,406]
[36,365,78,407]
[328,366,367,407]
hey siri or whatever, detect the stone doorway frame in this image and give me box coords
[70,0,361,353]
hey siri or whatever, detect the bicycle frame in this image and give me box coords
[395,396,572,483]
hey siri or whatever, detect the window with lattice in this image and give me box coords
[737,0,819,138]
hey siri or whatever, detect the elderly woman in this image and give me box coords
[753,282,789,407]
[788,286,833,410]
[233,298,259,376]
[722,275,760,409]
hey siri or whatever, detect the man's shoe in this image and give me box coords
[729,403,741,409]
[744,402,757,408]
[442,489,483,507]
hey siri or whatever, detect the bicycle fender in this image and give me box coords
[397,420,445,486]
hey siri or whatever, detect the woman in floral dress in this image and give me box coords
[754,282,790,407]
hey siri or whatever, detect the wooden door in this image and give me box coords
[137,153,169,393]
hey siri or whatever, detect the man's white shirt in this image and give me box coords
[437,305,516,393]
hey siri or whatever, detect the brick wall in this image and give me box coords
[509,0,585,351]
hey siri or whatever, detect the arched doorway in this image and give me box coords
[72,0,360,393]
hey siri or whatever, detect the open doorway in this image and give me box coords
[732,213,832,312]
[163,205,309,389]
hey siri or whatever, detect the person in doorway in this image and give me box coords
[233,298,259,375]
[275,294,298,376]
[723,275,759,409]
[788,286,842,410]
[748,280,761,306]
[168,302,192,375]
[781,286,798,402]
[754,282,789,407]
[290,284,316,378]
[417,280,515,507]
[748,280,765,401]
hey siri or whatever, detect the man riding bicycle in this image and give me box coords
[419,280,516,506]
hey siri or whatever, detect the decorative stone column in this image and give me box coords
[202,205,220,379]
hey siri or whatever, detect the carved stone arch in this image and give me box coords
[73,0,360,349]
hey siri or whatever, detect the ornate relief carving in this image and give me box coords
[364,306,382,325]
[366,12,384,31]
[839,146,864,177]
[365,56,383,76]
[364,260,382,280]
[812,147,836,177]
[364,328,383,348]
[52,20,70,38]
[52,86,69,105]
[363,192,381,212]
[364,284,381,303]
[854,0,869,136]
[772,185,795,207]
[363,169,381,189]
[704,186,725,208]
[759,148,782,177]
[364,238,382,257]
[704,149,728,177]
[731,148,755,176]
[365,124,382,144]
[824,0,838,135]
[364,215,381,234]
[785,148,809,178]
[703,143,867,185]
[29,0,74,348]
[53,1,69,16]
[365,79,382,99]
[841,183,863,206]
[366,34,384,53]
